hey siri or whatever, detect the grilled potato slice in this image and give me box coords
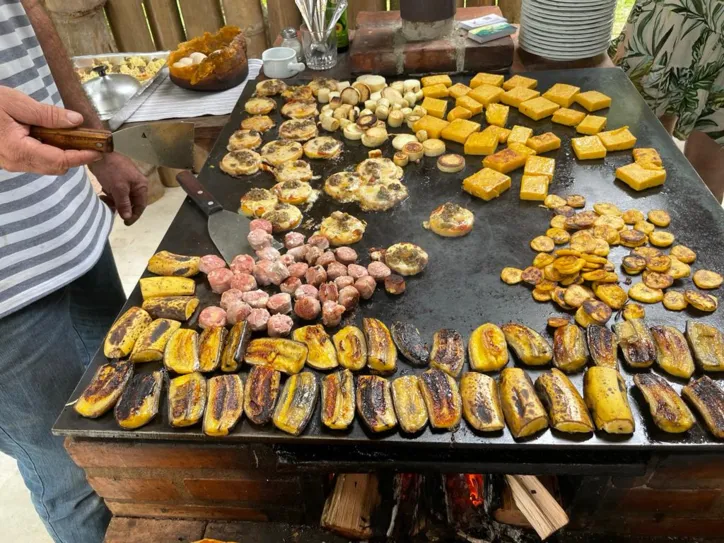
[198,326,227,373]
[147,251,200,277]
[682,376,724,439]
[614,319,655,368]
[363,318,397,374]
[104,307,153,358]
[168,372,207,427]
[501,323,553,366]
[142,296,199,321]
[586,325,618,370]
[321,369,355,430]
[535,369,593,433]
[686,321,724,372]
[430,328,465,377]
[460,372,505,432]
[243,366,281,425]
[203,374,244,437]
[273,371,318,435]
[319,211,367,246]
[419,369,462,430]
[499,368,548,438]
[114,370,163,430]
[221,321,252,373]
[139,277,195,300]
[553,324,589,373]
[391,321,429,367]
[356,375,398,432]
[468,323,509,372]
[164,328,200,374]
[391,375,429,433]
[244,337,308,374]
[75,360,134,418]
[650,325,695,379]
[583,366,634,434]
[293,325,339,370]
[333,326,368,371]
[634,373,695,433]
[130,318,181,363]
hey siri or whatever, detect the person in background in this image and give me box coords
[610,0,724,202]
[0,0,148,541]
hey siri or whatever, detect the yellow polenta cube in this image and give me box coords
[471,72,504,88]
[507,142,536,158]
[421,74,452,88]
[413,115,450,139]
[524,155,555,179]
[508,125,533,145]
[483,148,528,173]
[552,107,587,126]
[463,168,512,201]
[576,114,607,135]
[500,86,540,107]
[542,83,580,107]
[572,136,607,160]
[441,118,481,144]
[616,162,666,191]
[484,125,511,143]
[468,84,504,107]
[447,106,473,121]
[597,126,637,151]
[575,90,612,112]
[520,175,550,201]
[422,96,448,119]
[456,95,484,115]
[486,103,510,127]
[464,130,499,155]
[503,74,537,90]
[526,132,561,153]
[448,83,472,99]
[519,97,560,121]
[422,83,449,99]
[632,148,663,170]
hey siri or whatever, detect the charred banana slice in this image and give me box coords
[147,251,200,277]
[293,325,339,370]
[583,366,635,434]
[75,360,134,418]
[168,372,207,428]
[243,366,281,425]
[333,326,368,371]
[324,172,362,203]
[203,374,244,437]
[391,375,428,433]
[139,277,195,299]
[419,369,462,430]
[390,321,429,367]
[220,149,262,176]
[682,376,724,439]
[499,368,548,438]
[303,136,343,159]
[273,371,318,435]
[104,306,153,358]
[227,129,263,151]
[321,369,355,430]
[468,323,508,372]
[244,337,308,374]
[198,326,227,373]
[384,242,429,276]
[650,325,695,379]
[164,328,200,374]
[278,118,318,141]
[142,296,199,321]
[613,318,655,369]
[130,318,181,363]
[634,373,695,434]
[260,140,304,167]
[363,318,397,375]
[686,321,724,372]
[356,375,397,433]
[220,321,252,373]
[535,369,593,433]
[425,202,474,237]
[320,211,367,246]
[586,325,618,370]
[552,324,589,373]
[430,328,465,378]
[115,371,163,430]
[460,372,505,432]
[501,323,553,366]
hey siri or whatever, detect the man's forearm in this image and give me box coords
[21,0,103,129]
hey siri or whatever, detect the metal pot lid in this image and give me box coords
[83,65,141,117]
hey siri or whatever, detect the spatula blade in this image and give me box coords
[208,210,253,265]
[113,122,194,168]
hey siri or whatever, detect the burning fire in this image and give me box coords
[465,474,484,507]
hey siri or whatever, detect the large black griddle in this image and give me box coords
[54,69,724,455]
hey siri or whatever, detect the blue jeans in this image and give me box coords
[0,243,125,543]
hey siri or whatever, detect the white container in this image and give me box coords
[262,47,305,79]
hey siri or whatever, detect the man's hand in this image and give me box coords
[90,153,148,226]
[0,86,102,175]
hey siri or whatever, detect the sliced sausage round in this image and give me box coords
[248,229,273,251]
[354,276,377,300]
[307,234,330,250]
[198,306,227,329]
[226,301,252,325]
[242,289,270,308]
[284,231,306,249]
[286,245,308,262]
[338,286,360,311]
[255,246,281,261]
[288,262,309,278]
[335,247,358,265]
[334,275,355,290]
[253,259,275,286]
[385,274,406,295]
[230,254,255,275]
[305,265,327,287]
[267,260,290,286]
[247,308,270,331]
[347,264,369,280]
[294,296,321,320]
[280,253,295,267]
[318,282,339,303]
[280,276,302,295]
[368,261,391,282]
[267,292,293,314]
[267,314,294,337]
[230,272,257,292]
[250,218,273,234]
[326,262,348,281]
[294,284,319,300]
[208,267,234,294]
[199,254,227,274]
[316,251,337,268]
[220,288,245,310]
[305,245,323,265]
[322,301,345,327]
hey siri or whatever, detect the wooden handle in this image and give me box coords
[176,170,224,217]
[30,127,114,152]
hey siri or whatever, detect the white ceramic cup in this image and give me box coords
[262,47,305,79]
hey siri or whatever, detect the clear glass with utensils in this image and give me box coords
[300,24,337,70]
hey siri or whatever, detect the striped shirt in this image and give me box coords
[0,0,112,319]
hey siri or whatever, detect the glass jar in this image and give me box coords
[280,28,303,63]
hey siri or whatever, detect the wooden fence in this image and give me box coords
[42,0,521,58]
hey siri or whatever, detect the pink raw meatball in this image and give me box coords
[347,264,369,280]
[198,306,227,329]
[230,254,255,275]
[322,301,345,327]
[305,245,323,265]
[226,301,252,325]
[334,276,355,290]
[280,276,302,295]
[294,297,321,320]
[286,245,308,262]
[294,284,319,300]
[199,255,226,274]
[354,276,377,300]
[326,262,348,281]
[338,286,360,311]
[250,218,273,234]
[305,265,327,287]
[335,247,358,265]
[256,246,281,261]
[242,289,270,308]
[284,231,306,249]
[288,262,309,278]
[248,229,273,251]
[267,314,293,337]
[319,282,339,303]
[267,260,290,286]
[280,253,295,266]
[253,259,275,286]
[307,234,330,250]
[230,272,257,292]
[220,288,245,310]
[247,308,270,331]
[368,261,392,282]
[267,292,293,314]
[316,251,337,268]
[208,267,234,294]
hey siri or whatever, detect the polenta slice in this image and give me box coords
[576,115,607,135]
[468,84,504,107]
[616,163,666,191]
[503,74,537,90]
[422,83,449,99]
[519,97,560,121]
[632,148,663,170]
[572,136,607,160]
[500,86,540,108]
[598,127,637,151]
[524,156,555,179]
[463,168,511,201]
[575,90,612,112]
[447,106,473,121]
[507,142,536,158]
[486,103,509,127]
[456,95,484,115]
[508,125,533,145]
[441,118,481,144]
[485,125,511,143]
[552,108,586,126]
[448,83,472,99]
[464,130,498,155]
[526,132,561,154]
[422,96,448,119]
[543,83,580,107]
[421,74,452,88]
[520,175,549,201]
[483,148,527,173]
[413,115,450,139]
[471,72,504,88]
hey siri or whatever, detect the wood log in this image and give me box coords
[348,0,386,29]
[504,474,568,540]
[144,0,186,50]
[177,0,224,39]
[321,473,380,539]
[267,0,303,45]
[105,0,156,52]
[222,0,268,59]
[499,0,522,23]
[43,0,117,56]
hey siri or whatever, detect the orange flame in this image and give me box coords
[465,474,484,507]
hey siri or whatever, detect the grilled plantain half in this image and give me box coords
[147,251,201,277]
[356,375,397,432]
[583,366,635,434]
[221,321,252,373]
[203,374,244,436]
[75,359,134,418]
[535,369,593,433]
[244,337,308,374]
[391,321,430,367]
[168,372,207,427]
[142,296,200,321]
[363,318,397,375]
[682,376,724,439]
[613,318,655,369]
[321,369,355,430]
[499,368,548,438]
[634,373,695,433]
[419,369,462,430]
[460,372,505,432]
[104,306,153,358]
[468,323,509,372]
[114,370,163,430]
[130,318,181,363]
[243,366,281,425]
[430,328,465,377]
[586,325,618,370]
[391,375,428,433]
[139,276,196,299]
[553,324,589,373]
[198,326,228,373]
[650,325,695,379]
[501,323,553,366]
[293,324,339,370]
[273,371,318,435]
[686,321,724,372]
[333,326,368,371]
[164,328,200,374]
